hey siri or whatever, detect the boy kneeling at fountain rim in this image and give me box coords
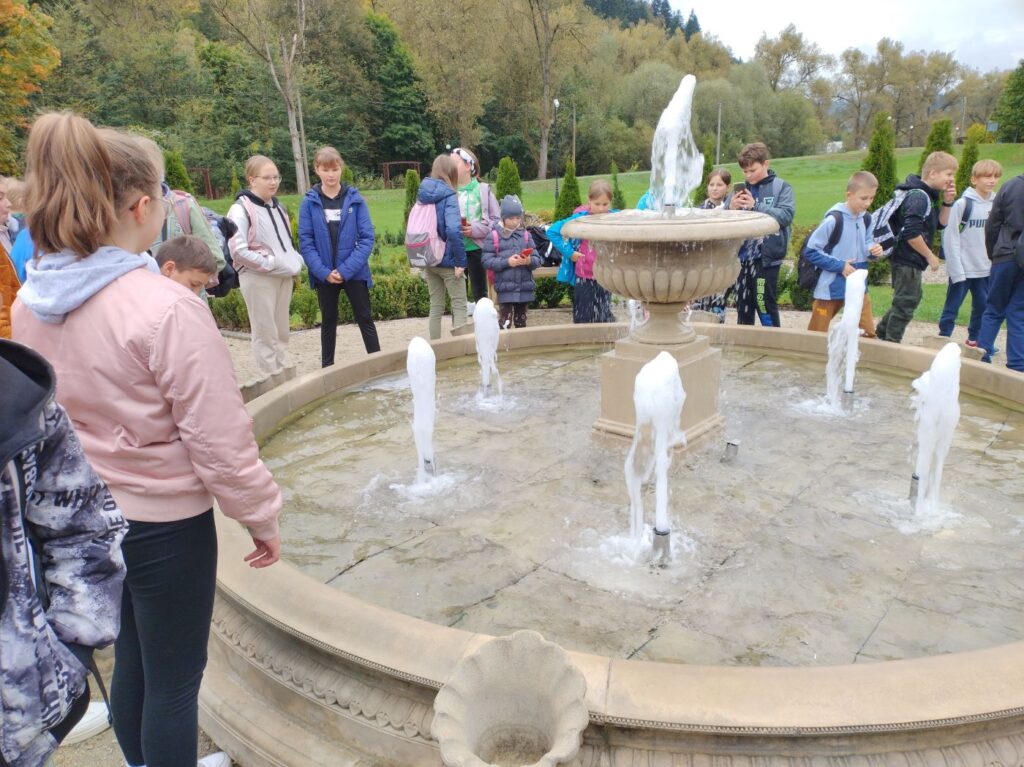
[726,142,795,328]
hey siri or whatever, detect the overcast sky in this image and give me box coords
[680,1,1024,72]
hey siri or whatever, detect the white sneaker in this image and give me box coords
[62,702,110,745]
[197,753,232,767]
[467,301,476,317]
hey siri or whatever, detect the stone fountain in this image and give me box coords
[562,74,777,441]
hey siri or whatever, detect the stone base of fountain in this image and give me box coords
[596,331,722,443]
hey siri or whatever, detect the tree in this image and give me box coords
[403,168,420,223]
[164,150,194,194]
[211,0,313,193]
[229,166,242,198]
[754,24,832,93]
[554,160,581,220]
[993,60,1024,143]
[862,112,897,212]
[0,0,60,173]
[361,15,435,162]
[918,118,953,173]
[683,11,700,41]
[955,131,979,197]
[342,165,355,185]
[495,157,523,201]
[610,160,626,209]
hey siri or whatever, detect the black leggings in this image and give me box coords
[316,280,380,366]
[465,248,488,303]
[111,510,218,767]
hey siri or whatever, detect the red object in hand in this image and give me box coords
[461,216,468,226]
[521,247,534,257]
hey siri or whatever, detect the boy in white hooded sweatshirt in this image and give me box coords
[938,159,1002,346]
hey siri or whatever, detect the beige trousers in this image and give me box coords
[239,270,293,377]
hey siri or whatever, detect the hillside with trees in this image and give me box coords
[3,0,1017,194]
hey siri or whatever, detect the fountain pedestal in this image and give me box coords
[563,209,779,443]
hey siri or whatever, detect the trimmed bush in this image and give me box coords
[918,118,954,174]
[862,112,897,212]
[291,282,319,328]
[867,258,891,286]
[229,166,241,199]
[530,277,569,309]
[610,161,627,209]
[210,289,249,331]
[495,157,523,201]
[164,150,194,194]
[554,161,582,221]
[403,168,420,223]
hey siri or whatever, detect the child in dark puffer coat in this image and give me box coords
[481,195,541,328]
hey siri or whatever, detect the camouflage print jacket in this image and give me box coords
[0,339,127,767]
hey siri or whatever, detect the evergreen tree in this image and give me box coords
[610,161,627,209]
[363,15,436,162]
[164,150,194,194]
[404,168,420,223]
[229,166,241,199]
[993,60,1024,143]
[342,164,355,186]
[554,160,582,221]
[683,10,701,40]
[955,131,980,197]
[495,156,523,201]
[862,112,897,212]
[918,118,954,173]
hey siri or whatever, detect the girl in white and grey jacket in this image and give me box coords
[227,156,304,379]
[938,161,1001,344]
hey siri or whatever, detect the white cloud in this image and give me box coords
[679,0,1024,72]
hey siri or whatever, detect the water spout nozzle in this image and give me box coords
[662,203,676,216]
[423,458,436,476]
[909,473,920,508]
[651,528,671,568]
[723,439,740,463]
[842,390,855,411]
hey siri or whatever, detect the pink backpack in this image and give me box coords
[405,201,446,268]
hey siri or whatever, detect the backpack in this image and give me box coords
[164,190,238,295]
[870,188,931,258]
[797,211,844,290]
[405,201,446,267]
[527,225,559,266]
[227,195,300,277]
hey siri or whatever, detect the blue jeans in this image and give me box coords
[938,276,989,340]
[976,259,1024,371]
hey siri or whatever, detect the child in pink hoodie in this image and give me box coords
[13,113,280,767]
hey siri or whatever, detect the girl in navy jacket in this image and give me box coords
[299,147,379,366]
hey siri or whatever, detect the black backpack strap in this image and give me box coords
[823,210,844,255]
[959,197,973,233]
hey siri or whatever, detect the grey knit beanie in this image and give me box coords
[500,195,524,220]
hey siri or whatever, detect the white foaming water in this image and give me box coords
[406,337,437,483]
[473,298,502,396]
[625,352,686,539]
[648,74,704,211]
[911,343,962,517]
[627,299,646,333]
[825,269,868,411]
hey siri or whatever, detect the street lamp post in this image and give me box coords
[553,98,560,203]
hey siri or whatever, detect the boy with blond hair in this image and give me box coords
[805,171,884,335]
[875,151,958,343]
[938,159,1002,346]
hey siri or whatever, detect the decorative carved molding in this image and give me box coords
[210,596,437,744]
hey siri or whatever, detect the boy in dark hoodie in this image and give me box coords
[726,142,795,328]
[298,147,379,367]
[875,151,958,343]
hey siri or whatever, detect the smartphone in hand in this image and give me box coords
[733,182,747,193]
[521,247,534,257]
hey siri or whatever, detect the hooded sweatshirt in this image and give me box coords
[984,173,1024,266]
[941,187,994,282]
[805,203,873,302]
[227,190,303,277]
[12,249,281,540]
[890,174,943,271]
[0,339,126,767]
[416,178,467,268]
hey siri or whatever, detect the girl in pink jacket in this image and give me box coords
[13,112,281,767]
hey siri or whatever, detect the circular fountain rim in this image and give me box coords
[224,323,1024,738]
[561,209,779,242]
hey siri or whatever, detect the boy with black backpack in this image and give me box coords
[874,152,958,343]
[804,171,885,335]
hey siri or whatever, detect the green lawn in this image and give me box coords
[865,282,970,326]
[202,143,1024,234]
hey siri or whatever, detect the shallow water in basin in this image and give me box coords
[263,345,1024,666]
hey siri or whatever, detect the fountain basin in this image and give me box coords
[200,323,1024,767]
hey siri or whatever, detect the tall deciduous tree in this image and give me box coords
[754,24,832,93]
[862,112,897,212]
[0,0,60,173]
[993,60,1024,143]
[211,0,312,193]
